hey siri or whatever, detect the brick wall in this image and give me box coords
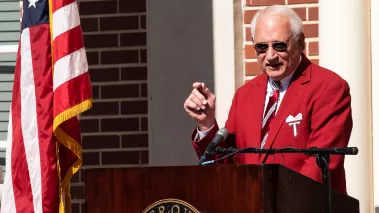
[71,0,148,212]
[243,0,319,79]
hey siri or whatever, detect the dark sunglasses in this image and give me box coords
[254,41,288,54]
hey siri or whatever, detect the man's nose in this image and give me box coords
[266,46,278,60]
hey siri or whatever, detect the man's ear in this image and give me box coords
[298,33,305,50]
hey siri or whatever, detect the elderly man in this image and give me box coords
[183,5,352,194]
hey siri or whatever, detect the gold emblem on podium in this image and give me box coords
[143,198,200,213]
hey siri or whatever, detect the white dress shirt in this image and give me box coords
[263,70,295,117]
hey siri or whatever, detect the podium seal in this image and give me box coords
[142,198,200,213]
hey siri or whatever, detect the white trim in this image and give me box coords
[0,45,18,53]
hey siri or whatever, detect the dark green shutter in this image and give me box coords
[0,0,19,141]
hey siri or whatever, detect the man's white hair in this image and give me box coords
[250,5,304,41]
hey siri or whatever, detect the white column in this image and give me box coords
[319,1,373,213]
[371,0,379,209]
[212,0,236,126]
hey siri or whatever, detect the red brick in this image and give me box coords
[101,84,139,99]
[141,83,147,97]
[83,101,119,116]
[84,34,118,48]
[83,135,120,149]
[92,86,99,99]
[245,44,257,59]
[141,150,148,164]
[89,68,119,82]
[71,203,80,213]
[140,15,146,29]
[80,119,99,133]
[120,33,146,47]
[311,59,319,65]
[141,117,148,131]
[246,27,252,41]
[71,185,85,200]
[71,170,79,183]
[245,62,262,76]
[246,0,285,6]
[293,7,306,21]
[101,118,139,132]
[79,1,117,15]
[140,49,147,63]
[81,203,86,213]
[81,169,86,182]
[121,101,147,114]
[101,50,139,64]
[119,0,146,13]
[308,41,318,56]
[244,10,259,24]
[121,67,147,81]
[121,134,148,148]
[288,0,317,3]
[304,23,318,38]
[308,7,318,21]
[80,18,98,32]
[83,152,100,166]
[102,151,140,164]
[100,16,139,31]
[86,52,99,65]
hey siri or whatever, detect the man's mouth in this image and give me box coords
[267,63,283,69]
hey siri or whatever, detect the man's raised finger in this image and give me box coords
[192,88,207,107]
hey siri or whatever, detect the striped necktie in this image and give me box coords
[261,81,281,148]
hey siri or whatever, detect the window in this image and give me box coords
[0,0,21,179]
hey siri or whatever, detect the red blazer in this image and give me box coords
[192,55,353,194]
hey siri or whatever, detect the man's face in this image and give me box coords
[253,14,303,81]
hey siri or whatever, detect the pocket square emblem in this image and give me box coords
[286,113,302,137]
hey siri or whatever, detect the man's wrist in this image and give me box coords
[195,123,215,140]
[197,119,215,132]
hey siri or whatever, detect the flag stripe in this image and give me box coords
[53,73,92,117]
[52,1,80,40]
[20,27,43,213]
[10,30,34,213]
[53,48,88,91]
[52,0,76,13]
[29,24,59,213]
[53,25,84,62]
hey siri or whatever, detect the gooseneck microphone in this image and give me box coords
[199,128,228,165]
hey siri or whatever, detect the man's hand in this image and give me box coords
[184,82,216,131]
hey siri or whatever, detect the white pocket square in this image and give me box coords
[286,113,302,123]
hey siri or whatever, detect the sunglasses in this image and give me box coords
[254,41,288,54]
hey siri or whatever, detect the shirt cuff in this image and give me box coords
[194,123,215,141]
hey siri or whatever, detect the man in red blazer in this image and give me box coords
[183,5,352,194]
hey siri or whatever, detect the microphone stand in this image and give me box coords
[210,147,358,213]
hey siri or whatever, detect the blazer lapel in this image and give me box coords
[259,56,312,162]
[245,75,267,163]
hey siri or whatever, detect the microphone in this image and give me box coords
[328,147,358,155]
[199,128,229,165]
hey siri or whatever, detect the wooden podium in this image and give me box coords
[85,164,359,213]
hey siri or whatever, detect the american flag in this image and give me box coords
[1,0,92,212]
